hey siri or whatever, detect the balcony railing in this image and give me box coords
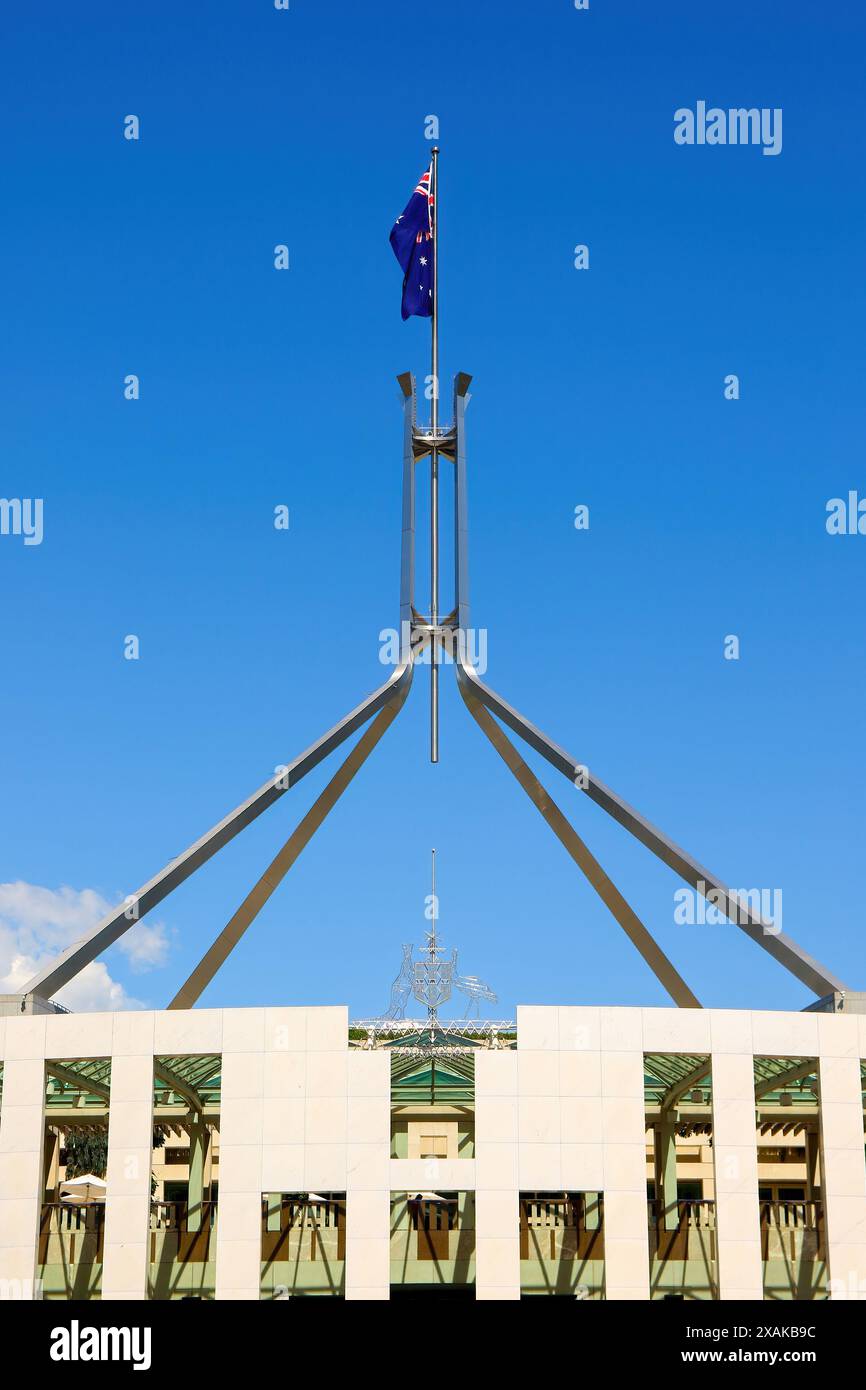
[648,1200,716,1266]
[648,1198,716,1230]
[261,1198,346,1264]
[760,1199,819,1230]
[38,1201,105,1264]
[519,1196,604,1261]
[761,1200,825,1262]
[149,1200,217,1264]
[150,1200,217,1231]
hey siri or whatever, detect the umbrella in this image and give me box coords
[60,1174,107,1204]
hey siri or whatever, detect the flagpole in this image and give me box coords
[430,146,439,764]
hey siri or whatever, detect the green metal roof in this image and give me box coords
[753,1056,819,1105]
[37,1054,223,1111]
[643,1053,828,1110]
[644,1054,710,1107]
[154,1054,222,1108]
[391,1054,475,1105]
[45,1058,111,1108]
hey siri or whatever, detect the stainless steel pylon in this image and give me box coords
[21,366,848,1009]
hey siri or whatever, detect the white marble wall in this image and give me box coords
[0,1016,46,1298]
[1,1004,864,1300]
[345,1048,390,1300]
[710,1012,764,1299]
[818,1015,866,1300]
[215,1006,353,1299]
[474,1050,520,1299]
[102,1012,155,1299]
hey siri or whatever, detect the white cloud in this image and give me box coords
[117,919,170,973]
[0,881,171,1012]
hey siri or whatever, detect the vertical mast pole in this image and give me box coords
[430,146,440,763]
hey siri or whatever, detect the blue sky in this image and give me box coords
[1,1,863,1016]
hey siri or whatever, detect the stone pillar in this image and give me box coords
[215,1009,265,1301]
[584,1191,601,1231]
[656,1111,679,1231]
[102,1043,156,1300]
[597,1010,650,1300]
[711,1033,763,1300]
[818,1017,866,1300]
[187,1121,209,1233]
[345,1049,390,1300]
[42,1129,60,1201]
[0,1017,46,1299]
[805,1127,821,1201]
[475,1049,520,1301]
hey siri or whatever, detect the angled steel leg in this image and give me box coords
[457,659,845,998]
[168,687,409,1009]
[23,656,416,1000]
[461,683,701,1008]
[449,372,846,999]
[25,370,425,1004]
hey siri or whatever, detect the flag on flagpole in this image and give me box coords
[389,166,434,320]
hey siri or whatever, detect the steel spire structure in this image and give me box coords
[20,152,849,1012]
[414,850,454,1044]
[429,146,440,763]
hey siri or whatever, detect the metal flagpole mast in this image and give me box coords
[428,846,437,1040]
[430,146,440,763]
[20,154,848,1020]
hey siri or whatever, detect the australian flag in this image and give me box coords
[389,166,433,320]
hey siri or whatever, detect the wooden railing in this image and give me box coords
[149,1200,217,1264]
[519,1195,604,1261]
[648,1198,716,1230]
[647,1199,716,1264]
[38,1202,105,1264]
[150,1200,217,1231]
[261,1197,346,1263]
[760,1199,820,1230]
[761,1200,825,1261]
